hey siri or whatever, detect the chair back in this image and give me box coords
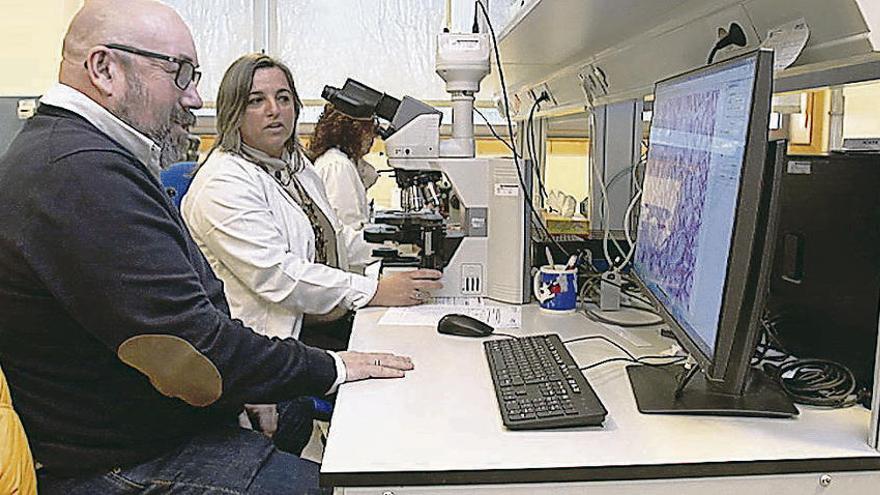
[160,161,198,211]
[0,366,37,495]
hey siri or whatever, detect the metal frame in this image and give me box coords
[589,98,641,234]
[871,297,880,451]
[251,0,276,54]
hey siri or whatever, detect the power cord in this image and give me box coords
[580,355,686,372]
[754,311,865,408]
[750,315,791,365]
[580,272,655,308]
[584,307,663,328]
[474,0,572,259]
[577,272,664,327]
[563,334,684,371]
[473,107,518,157]
[765,359,860,408]
[526,93,551,203]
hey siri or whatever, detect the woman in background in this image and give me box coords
[308,103,380,233]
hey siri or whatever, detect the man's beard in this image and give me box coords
[113,72,197,169]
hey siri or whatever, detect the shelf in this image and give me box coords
[489,0,880,110]
[493,0,711,92]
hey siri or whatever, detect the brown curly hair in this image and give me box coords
[307,103,378,162]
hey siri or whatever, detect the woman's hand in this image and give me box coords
[367,269,443,307]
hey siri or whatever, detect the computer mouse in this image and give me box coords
[437,313,494,337]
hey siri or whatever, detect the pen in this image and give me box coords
[564,254,578,270]
[545,246,555,267]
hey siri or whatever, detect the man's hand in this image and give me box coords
[368,269,443,307]
[339,351,414,382]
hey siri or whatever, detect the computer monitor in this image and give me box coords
[626,50,797,417]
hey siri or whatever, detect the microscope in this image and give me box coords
[323,32,531,304]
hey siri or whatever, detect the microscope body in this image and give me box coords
[385,155,531,304]
[325,32,531,304]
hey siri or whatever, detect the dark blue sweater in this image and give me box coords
[0,105,337,475]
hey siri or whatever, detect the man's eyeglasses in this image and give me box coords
[102,43,201,90]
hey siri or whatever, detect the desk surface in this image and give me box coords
[321,305,880,486]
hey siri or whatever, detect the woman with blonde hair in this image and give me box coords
[182,53,441,452]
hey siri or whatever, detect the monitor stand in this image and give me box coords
[626,365,799,418]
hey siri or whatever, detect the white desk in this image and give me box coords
[321,305,880,494]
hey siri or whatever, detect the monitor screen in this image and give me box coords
[633,55,759,360]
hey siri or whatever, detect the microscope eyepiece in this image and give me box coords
[321,85,340,102]
[321,79,401,121]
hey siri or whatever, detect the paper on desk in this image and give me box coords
[379,304,521,328]
[761,18,810,71]
[428,296,485,306]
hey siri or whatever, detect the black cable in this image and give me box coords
[563,334,638,360]
[579,356,634,371]
[580,274,656,309]
[476,107,561,255]
[755,312,861,408]
[577,275,662,327]
[584,307,663,328]
[474,107,518,157]
[526,95,550,203]
[751,317,791,365]
[580,355,686,372]
[474,0,571,259]
[707,46,720,65]
[562,331,683,372]
[491,332,519,340]
[580,275,660,320]
[752,313,795,362]
[526,102,539,196]
[762,316,791,356]
[768,358,859,408]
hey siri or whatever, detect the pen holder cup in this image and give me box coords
[533,265,578,314]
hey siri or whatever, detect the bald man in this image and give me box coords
[0,1,412,493]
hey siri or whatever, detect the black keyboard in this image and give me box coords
[484,334,608,429]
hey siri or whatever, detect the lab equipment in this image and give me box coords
[322,32,531,304]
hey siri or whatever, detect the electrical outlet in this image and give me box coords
[541,83,557,106]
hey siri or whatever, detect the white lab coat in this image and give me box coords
[182,150,378,340]
[313,148,371,230]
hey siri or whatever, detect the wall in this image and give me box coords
[843,81,880,138]
[0,0,83,96]
[544,138,589,206]
[788,89,831,156]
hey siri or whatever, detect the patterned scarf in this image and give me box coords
[239,144,339,268]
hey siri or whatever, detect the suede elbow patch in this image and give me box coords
[118,334,222,407]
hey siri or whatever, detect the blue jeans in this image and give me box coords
[36,426,331,494]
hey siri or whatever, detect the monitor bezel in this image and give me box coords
[631,49,775,395]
